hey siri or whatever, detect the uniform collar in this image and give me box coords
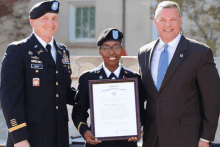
[33,32,54,50]
[102,63,121,78]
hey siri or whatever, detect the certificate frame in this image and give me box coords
[88,78,141,141]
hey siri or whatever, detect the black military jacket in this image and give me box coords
[0,33,76,147]
[72,64,146,142]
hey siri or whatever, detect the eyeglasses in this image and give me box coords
[100,44,122,52]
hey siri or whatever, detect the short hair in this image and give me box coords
[155,1,181,18]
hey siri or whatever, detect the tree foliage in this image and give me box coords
[151,0,220,56]
[0,0,31,44]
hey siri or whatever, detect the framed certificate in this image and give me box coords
[88,78,141,141]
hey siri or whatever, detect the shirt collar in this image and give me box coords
[33,32,54,49]
[157,33,182,50]
[102,63,121,78]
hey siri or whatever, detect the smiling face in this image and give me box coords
[154,7,182,43]
[30,13,58,43]
[99,41,122,72]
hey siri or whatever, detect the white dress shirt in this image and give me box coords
[103,63,121,79]
[33,32,57,63]
[151,33,181,86]
[151,33,209,143]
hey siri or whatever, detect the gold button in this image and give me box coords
[56,71,58,74]
[36,70,39,73]
[56,82,58,86]
[56,106,58,109]
[56,94,59,97]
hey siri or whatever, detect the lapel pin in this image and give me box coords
[58,50,62,55]
[99,75,103,79]
[180,54,183,57]
[125,71,128,74]
[63,50,66,53]
[123,76,126,79]
[97,71,100,74]
[34,45,38,48]
[28,51,33,55]
[37,49,44,55]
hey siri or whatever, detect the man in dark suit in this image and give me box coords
[0,1,76,147]
[138,1,220,147]
[72,28,146,147]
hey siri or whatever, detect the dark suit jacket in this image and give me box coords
[72,64,146,147]
[0,33,76,147]
[138,35,220,147]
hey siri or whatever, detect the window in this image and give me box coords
[69,2,96,42]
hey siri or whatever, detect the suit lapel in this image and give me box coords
[146,39,160,92]
[30,34,55,67]
[159,35,188,92]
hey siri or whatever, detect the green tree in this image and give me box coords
[151,0,220,56]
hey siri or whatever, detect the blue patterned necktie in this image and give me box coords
[156,44,169,91]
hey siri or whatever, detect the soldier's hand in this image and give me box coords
[128,137,140,142]
[14,140,30,147]
[84,130,102,145]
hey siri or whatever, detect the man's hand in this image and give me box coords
[198,140,209,147]
[128,137,140,142]
[84,130,102,145]
[14,140,30,147]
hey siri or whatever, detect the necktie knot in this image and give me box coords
[163,44,168,52]
[109,73,117,79]
[46,44,55,63]
[46,44,51,53]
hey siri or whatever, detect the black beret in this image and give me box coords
[30,1,60,19]
[97,28,123,46]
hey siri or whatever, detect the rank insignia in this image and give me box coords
[37,49,44,55]
[31,60,42,64]
[33,78,40,86]
[58,50,62,55]
[31,56,40,60]
[29,51,33,55]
